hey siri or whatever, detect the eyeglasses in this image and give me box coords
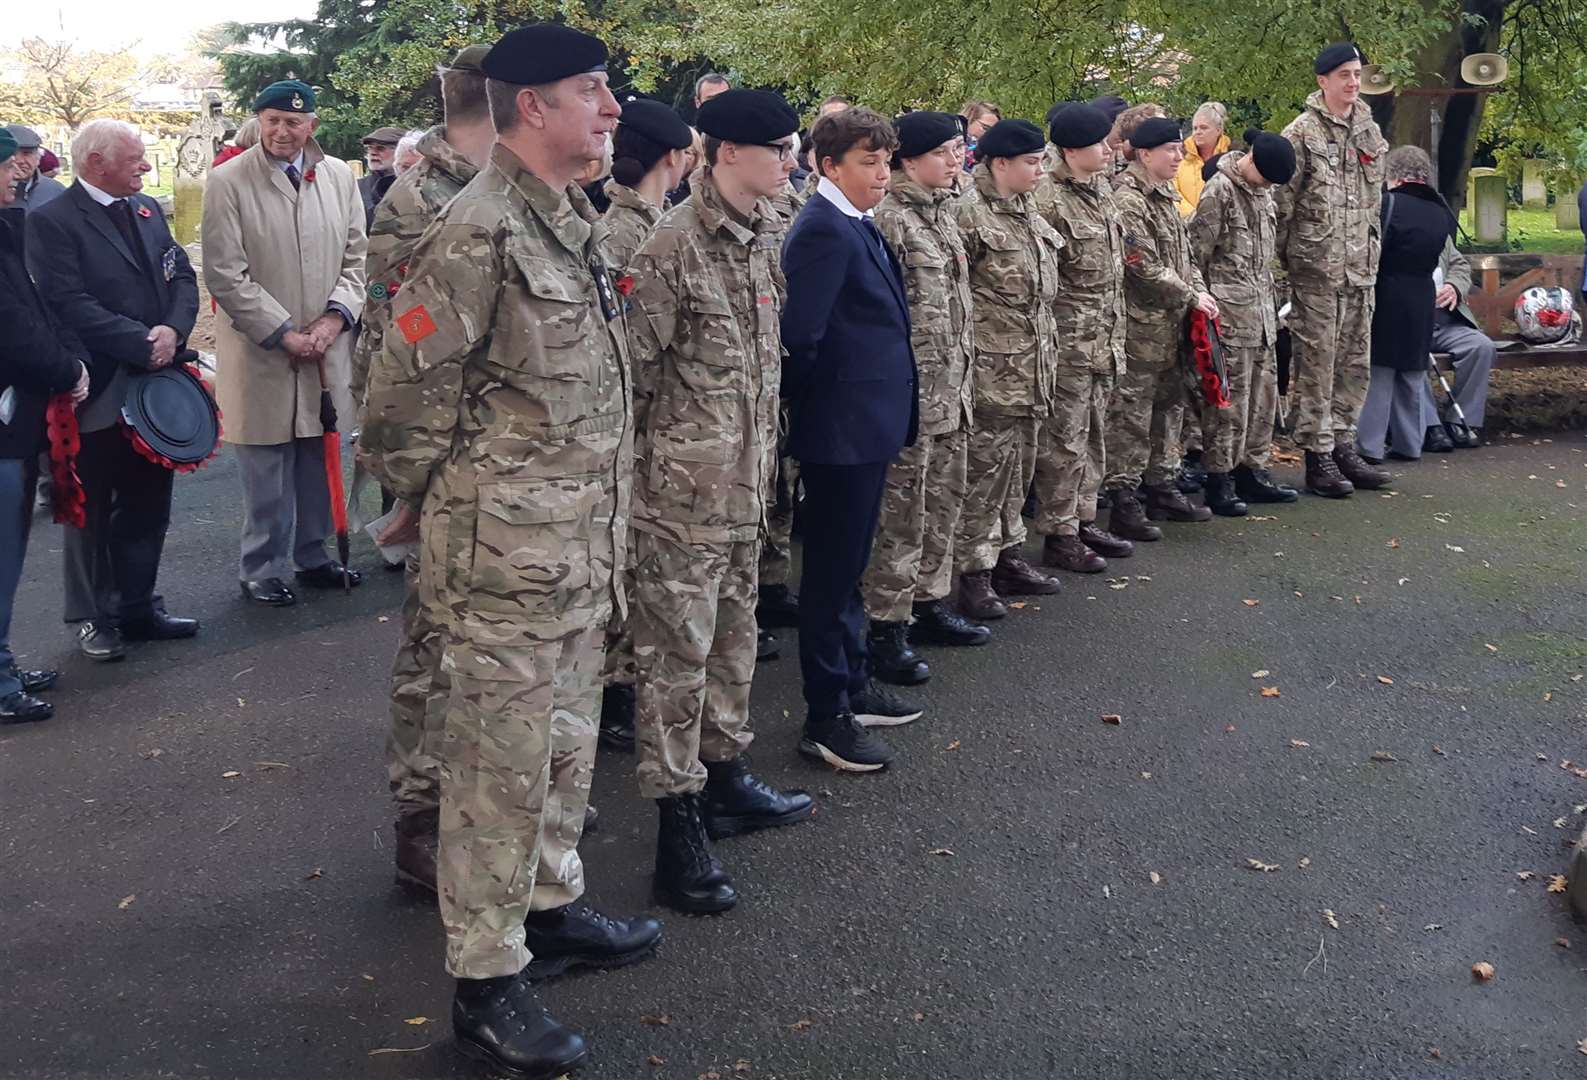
[755,142,796,161]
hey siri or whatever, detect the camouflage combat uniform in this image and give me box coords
[1274,92,1388,453]
[359,143,631,980]
[1188,151,1281,473]
[1105,160,1205,492]
[351,126,478,823]
[859,174,975,622]
[759,178,808,596]
[955,166,1062,572]
[625,174,783,799]
[1031,155,1126,536]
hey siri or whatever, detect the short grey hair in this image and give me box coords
[1193,101,1227,130]
[487,79,564,133]
[71,118,141,166]
[234,117,261,149]
[695,72,729,100]
[395,129,425,161]
[1386,144,1433,183]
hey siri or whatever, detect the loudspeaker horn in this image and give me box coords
[1460,53,1508,86]
[1360,65,1396,95]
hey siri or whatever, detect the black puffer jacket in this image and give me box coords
[0,206,85,459]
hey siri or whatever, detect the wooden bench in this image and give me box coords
[1464,253,1586,369]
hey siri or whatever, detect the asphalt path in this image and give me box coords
[3,433,1587,1080]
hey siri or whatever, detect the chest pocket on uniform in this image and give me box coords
[506,250,595,381]
[1064,219,1111,277]
[674,282,747,395]
[904,244,952,334]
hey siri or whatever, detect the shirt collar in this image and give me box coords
[77,178,119,206]
[817,176,872,220]
[271,151,306,174]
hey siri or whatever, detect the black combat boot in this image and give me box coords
[452,973,587,1080]
[1078,520,1134,558]
[1106,489,1163,541]
[394,808,439,896]
[1202,472,1248,517]
[867,619,929,686]
[956,571,1007,621]
[755,583,800,628]
[654,794,737,914]
[599,682,635,751]
[909,598,990,646]
[1304,450,1354,498]
[991,545,1061,595]
[1175,448,1206,493]
[702,757,814,838]
[1332,442,1390,490]
[521,901,662,979]
[756,628,779,662]
[1232,464,1298,503]
[1042,533,1106,573]
[1144,482,1213,522]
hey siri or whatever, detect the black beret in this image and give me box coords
[696,88,799,144]
[482,23,608,84]
[975,119,1045,160]
[1129,116,1180,151]
[1044,101,1079,127]
[1314,42,1364,75]
[618,98,694,150]
[253,80,315,114]
[894,111,960,160]
[1201,153,1225,182]
[1089,95,1129,122]
[1049,103,1113,149]
[1245,129,1297,185]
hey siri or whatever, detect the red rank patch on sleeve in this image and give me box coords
[396,304,438,344]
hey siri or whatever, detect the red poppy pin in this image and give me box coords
[136,205,152,218]
[615,274,635,297]
[303,168,317,183]
[1358,150,1375,166]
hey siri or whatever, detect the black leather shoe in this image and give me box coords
[1304,451,1354,499]
[522,901,662,980]
[120,612,200,641]
[799,711,894,772]
[584,804,598,833]
[755,628,779,662]
[452,974,587,1080]
[1447,423,1480,449]
[867,620,929,685]
[1232,465,1298,504]
[240,578,296,606]
[1423,425,1454,453]
[850,679,923,728]
[1332,443,1390,490]
[1202,472,1249,517]
[1,691,53,725]
[702,757,814,838]
[755,583,800,628]
[294,563,363,590]
[1078,521,1134,558]
[909,599,990,647]
[654,794,738,914]
[1175,450,1206,494]
[599,683,635,751]
[78,621,126,662]
[394,809,438,896]
[16,669,58,694]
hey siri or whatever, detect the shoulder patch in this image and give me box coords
[396,304,438,344]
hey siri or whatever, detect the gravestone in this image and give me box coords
[172,92,229,245]
[1467,169,1507,246]
[1520,159,1549,209]
[1556,189,1581,232]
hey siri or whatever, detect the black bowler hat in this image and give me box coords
[120,361,221,468]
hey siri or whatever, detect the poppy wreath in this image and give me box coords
[119,363,225,474]
[44,395,86,528]
[1187,309,1232,409]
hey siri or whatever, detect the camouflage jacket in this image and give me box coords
[351,126,477,403]
[601,179,666,272]
[1187,151,1279,349]
[1035,156,1126,376]
[766,178,807,230]
[1274,92,1389,288]
[1114,161,1205,362]
[358,144,632,641]
[874,175,974,435]
[626,175,784,545]
[956,166,1063,417]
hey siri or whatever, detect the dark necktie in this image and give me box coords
[860,216,886,254]
[110,199,145,262]
[285,164,302,191]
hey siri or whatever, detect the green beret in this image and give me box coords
[0,128,16,164]
[449,44,492,72]
[482,24,607,85]
[253,80,316,114]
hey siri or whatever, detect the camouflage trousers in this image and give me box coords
[1034,368,1111,536]
[631,531,757,800]
[1287,284,1375,453]
[600,556,636,688]
[1104,360,1185,491]
[860,428,968,622]
[758,451,798,589]
[1179,407,1203,455]
[956,412,1039,574]
[386,558,445,814]
[437,621,600,979]
[1201,344,1278,474]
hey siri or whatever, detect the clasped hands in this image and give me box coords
[283,313,345,366]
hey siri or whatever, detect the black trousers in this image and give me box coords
[794,460,890,718]
[64,425,174,626]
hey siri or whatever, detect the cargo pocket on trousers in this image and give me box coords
[468,479,594,626]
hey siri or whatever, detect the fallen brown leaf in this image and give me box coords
[402,1016,430,1026]
[1517,870,1537,881]
[1471,961,1495,981]
[1101,713,1122,725]
[117,894,136,910]
[1224,723,1237,733]
[1322,909,1339,929]
[1556,817,1569,829]
[647,1055,667,1067]
[928,848,955,857]
[734,1060,752,1073]
[1548,874,1569,894]
[221,770,241,779]
[1245,859,1279,873]
[1432,745,1445,756]
[1556,937,1572,950]
[1149,871,1162,885]
[1484,643,1499,653]
[789,1019,813,1032]
[1428,1048,1442,1060]
[945,740,961,751]
[1242,598,1261,607]
[1007,601,1027,609]
[1299,857,1311,869]
[1376,675,1394,685]
[1578,1038,1587,1057]
[304,867,323,881]
[1290,739,1311,749]
[1251,669,1271,678]
[1370,751,1397,763]
[640,1013,671,1027]
[911,1012,925,1021]
[1260,686,1281,698]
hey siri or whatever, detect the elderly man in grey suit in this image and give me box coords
[1422,237,1494,447]
[202,79,366,607]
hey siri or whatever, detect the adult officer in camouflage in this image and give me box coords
[357,25,660,1080]
[1187,131,1302,516]
[1103,116,1219,541]
[625,88,814,916]
[353,44,501,900]
[1031,103,1134,575]
[1274,42,1392,497]
[954,119,1064,620]
[593,95,693,752]
[860,111,988,688]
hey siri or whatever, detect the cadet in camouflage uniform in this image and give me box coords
[1103,116,1220,541]
[592,97,694,753]
[860,112,987,688]
[1187,133,1302,516]
[953,119,1064,620]
[1030,103,1134,575]
[351,45,498,898]
[1274,42,1392,497]
[625,89,814,917]
[357,26,660,1080]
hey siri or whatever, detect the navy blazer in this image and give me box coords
[780,190,918,465]
[26,181,198,423]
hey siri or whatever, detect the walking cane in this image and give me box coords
[1427,352,1474,445]
[316,356,352,593]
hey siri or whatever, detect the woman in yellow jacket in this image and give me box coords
[1175,101,1230,216]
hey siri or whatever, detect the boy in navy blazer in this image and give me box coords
[779,107,922,772]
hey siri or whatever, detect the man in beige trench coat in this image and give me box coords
[203,79,367,606]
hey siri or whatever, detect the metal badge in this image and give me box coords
[591,256,620,322]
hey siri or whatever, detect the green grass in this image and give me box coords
[1460,205,1583,255]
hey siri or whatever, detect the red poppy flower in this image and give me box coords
[136,205,152,218]
[615,274,635,296]
[1358,150,1375,166]
[303,168,317,183]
